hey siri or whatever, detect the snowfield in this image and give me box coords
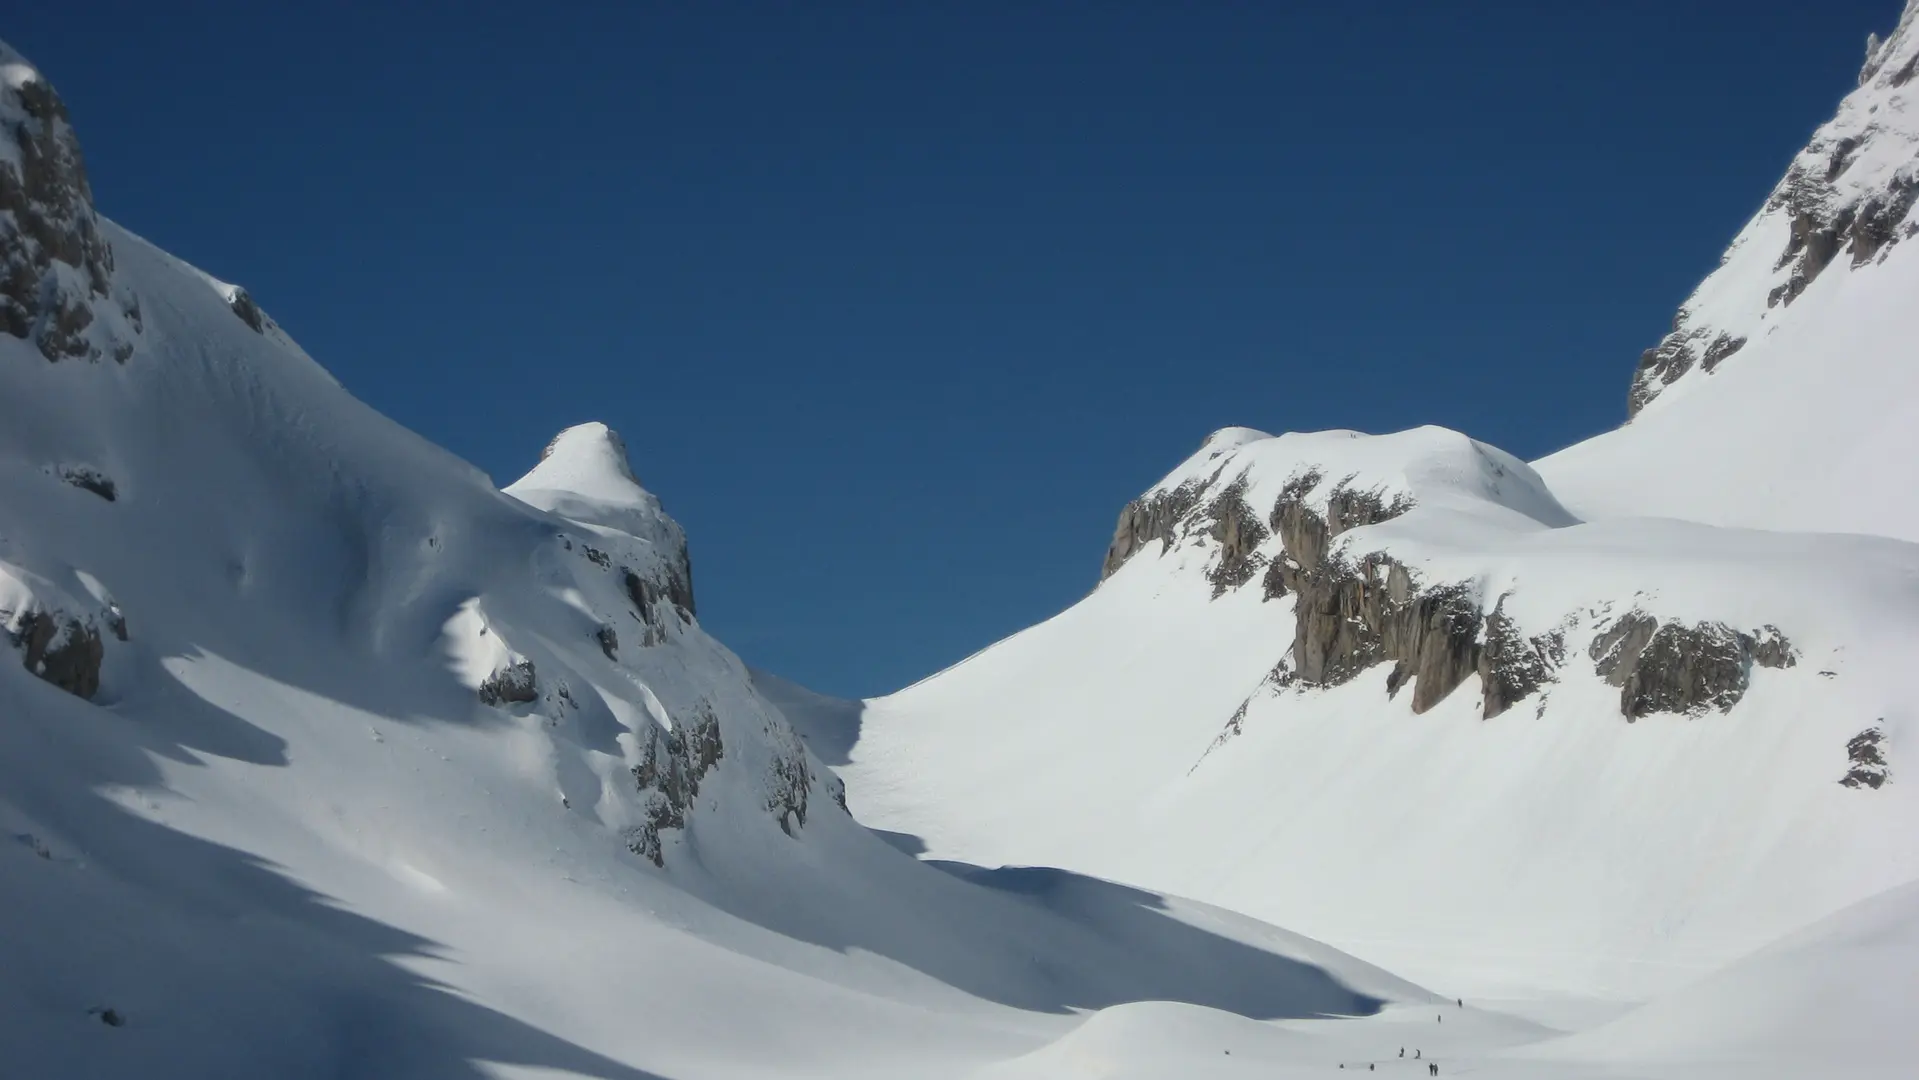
[8,4,1919,1078]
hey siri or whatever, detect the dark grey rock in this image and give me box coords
[1841,725,1889,789]
[477,660,537,706]
[1478,602,1565,719]
[626,702,725,866]
[1751,625,1797,669]
[0,56,135,364]
[226,287,266,333]
[1100,479,1203,581]
[1589,612,1793,720]
[59,464,115,501]
[10,610,103,700]
[766,748,813,838]
[1202,477,1269,597]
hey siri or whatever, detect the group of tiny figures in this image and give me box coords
[1335,998,1462,1075]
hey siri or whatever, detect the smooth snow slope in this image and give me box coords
[846,426,1919,1002]
[2,36,1455,1080]
[1538,0,1919,539]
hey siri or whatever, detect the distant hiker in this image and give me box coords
[1399,1048,1404,1057]
[1415,1049,1421,1059]
[1429,1064,1439,1077]
[1456,997,1462,1007]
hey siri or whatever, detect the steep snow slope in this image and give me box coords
[0,36,1456,1079]
[1538,0,1919,538]
[847,424,1919,1002]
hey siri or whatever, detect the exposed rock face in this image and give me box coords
[623,564,693,646]
[9,610,103,700]
[1202,477,1269,596]
[0,44,138,364]
[625,702,725,866]
[1589,613,1795,720]
[1478,601,1566,719]
[1100,479,1203,580]
[1263,472,1415,598]
[1630,329,1747,414]
[226,287,267,333]
[477,659,537,706]
[1841,725,1890,789]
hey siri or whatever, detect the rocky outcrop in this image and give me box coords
[477,659,537,706]
[1841,725,1889,789]
[1269,526,1541,718]
[1202,477,1269,596]
[623,564,692,647]
[1589,613,1795,720]
[1100,479,1203,581]
[0,44,137,364]
[1761,172,1919,310]
[1262,472,1414,598]
[9,610,104,700]
[1478,602,1566,719]
[226,287,267,333]
[58,464,115,501]
[625,702,725,866]
[1630,328,1746,414]
[1257,472,1552,717]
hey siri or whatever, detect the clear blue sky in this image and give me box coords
[8,1,1896,698]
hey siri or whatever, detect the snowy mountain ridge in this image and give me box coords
[1538,0,1919,540]
[1629,0,1919,415]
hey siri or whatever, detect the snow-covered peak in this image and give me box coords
[1625,2,1919,417]
[0,36,139,365]
[507,422,672,533]
[504,421,695,615]
[514,422,647,505]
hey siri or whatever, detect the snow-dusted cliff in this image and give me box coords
[1539,0,1919,540]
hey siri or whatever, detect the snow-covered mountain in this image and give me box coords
[12,3,1919,1076]
[1539,0,1919,539]
[0,36,1453,1080]
[829,0,1919,1062]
